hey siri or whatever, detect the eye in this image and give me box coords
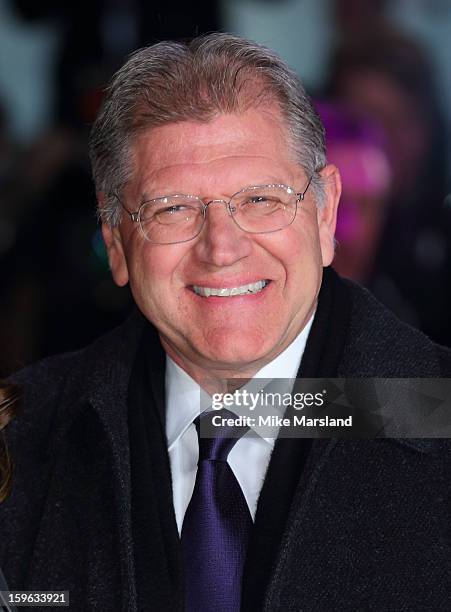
[254,196,281,203]
[243,196,283,210]
[151,202,200,225]
[156,204,190,215]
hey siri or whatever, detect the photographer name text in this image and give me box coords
[210,414,353,428]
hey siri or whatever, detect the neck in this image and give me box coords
[159,307,316,395]
[160,339,263,395]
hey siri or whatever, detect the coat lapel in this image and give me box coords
[36,311,182,611]
[127,323,184,611]
[243,269,349,608]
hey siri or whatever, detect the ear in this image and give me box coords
[98,192,129,287]
[317,164,341,267]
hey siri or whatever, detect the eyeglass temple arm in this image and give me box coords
[297,175,313,201]
[112,192,140,222]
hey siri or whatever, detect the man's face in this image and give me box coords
[102,107,340,378]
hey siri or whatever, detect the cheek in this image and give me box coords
[265,229,322,333]
[281,224,323,280]
[125,244,184,311]
[257,224,322,314]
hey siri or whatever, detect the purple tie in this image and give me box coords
[181,411,252,612]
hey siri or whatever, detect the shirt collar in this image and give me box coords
[165,313,315,450]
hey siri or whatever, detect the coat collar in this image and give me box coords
[48,270,443,463]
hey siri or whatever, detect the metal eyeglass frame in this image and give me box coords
[114,175,313,245]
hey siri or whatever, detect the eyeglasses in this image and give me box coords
[116,176,312,245]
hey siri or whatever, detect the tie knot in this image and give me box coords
[195,410,249,462]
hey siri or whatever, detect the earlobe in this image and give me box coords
[101,223,130,287]
[317,164,342,267]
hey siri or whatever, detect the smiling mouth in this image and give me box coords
[191,280,270,298]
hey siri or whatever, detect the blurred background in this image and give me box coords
[0,0,450,375]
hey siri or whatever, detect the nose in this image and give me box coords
[192,199,253,268]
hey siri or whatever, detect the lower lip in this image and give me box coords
[188,282,272,305]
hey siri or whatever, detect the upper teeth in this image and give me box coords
[193,280,268,297]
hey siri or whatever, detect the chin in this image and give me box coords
[197,327,280,371]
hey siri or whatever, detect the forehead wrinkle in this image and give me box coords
[142,153,282,175]
[134,107,290,166]
[139,135,278,167]
[127,108,303,201]
[138,155,299,199]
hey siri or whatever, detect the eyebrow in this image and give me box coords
[141,179,294,201]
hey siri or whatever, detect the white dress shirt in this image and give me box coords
[165,315,314,534]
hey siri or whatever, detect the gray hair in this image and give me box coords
[89,32,327,226]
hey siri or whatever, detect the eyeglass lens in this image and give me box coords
[138,185,299,244]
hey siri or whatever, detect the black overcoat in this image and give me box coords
[1,270,451,611]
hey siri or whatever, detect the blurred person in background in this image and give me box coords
[0,381,18,505]
[317,101,392,283]
[0,381,19,610]
[326,27,451,344]
[334,0,392,40]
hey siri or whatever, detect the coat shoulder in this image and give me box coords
[8,310,146,444]
[8,350,84,448]
[436,343,451,376]
[341,277,449,376]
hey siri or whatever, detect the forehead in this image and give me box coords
[128,107,302,196]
